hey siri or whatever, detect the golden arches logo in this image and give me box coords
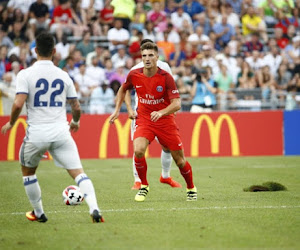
[99,118,131,159]
[7,118,27,160]
[191,114,240,156]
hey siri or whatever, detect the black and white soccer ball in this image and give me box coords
[62,185,84,205]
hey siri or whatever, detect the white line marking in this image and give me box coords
[1,205,300,216]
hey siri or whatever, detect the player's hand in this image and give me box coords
[150,111,163,122]
[127,109,137,120]
[109,111,120,124]
[1,122,13,135]
[69,123,79,133]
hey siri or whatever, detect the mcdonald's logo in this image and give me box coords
[99,118,131,159]
[7,118,27,160]
[191,114,240,156]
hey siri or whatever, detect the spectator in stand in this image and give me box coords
[275,9,298,34]
[241,6,268,42]
[99,1,114,35]
[190,66,218,113]
[147,1,168,32]
[286,25,297,41]
[182,0,205,22]
[157,31,175,61]
[156,23,180,49]
[0,28,14,51]
[110,0,136,31]
[263,45,282,77]
[213,15,236,50]
[109,60,127,85]
[220,45,240,83]
[274,27,289,49]
[7,0,34,24]
[258,0,288,27]
[193,12,211,36]
[75,30,94,58]
[74,62,97,99]
[129,31,143,60]
[89,80,115,114]
[107,19,130,55]
[85,43,105,67]
[130,1,146,33]
[245,50,265,72]
[8,20,28,46]
[170,6,193,32]
[142,20,157,42]
[257,65,276,100]
[55,33,75,61]
[28,0,50,41]
[237,61,257,90]
[85,55,106,85]
[0,45,8,79]
[283,35,300,64]
[50,0,81,42]
[63,56,79,79]
[226,0,243,15]
[216,3,241,30]
[111,46,130,69]
[201,44,220,78]
[71,0,91,36]
[206,0,222,25]
[104,58,116,83]
[242,32,264,56]
[187,26,209,52]
[276,62,292,91]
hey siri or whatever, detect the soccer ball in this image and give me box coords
[62,185,84,205]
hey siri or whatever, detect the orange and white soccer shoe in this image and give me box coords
[160,176,182,188]
[131,181,142,190]
[26,211,48,223]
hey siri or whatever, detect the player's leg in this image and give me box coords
[170,150,197,201]
[131,119,141,190]
[159,145,182,188]
[20,142,48,222]
[49,138,103,222]
[133,137,150,201]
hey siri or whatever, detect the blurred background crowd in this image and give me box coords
[0,0,299,115]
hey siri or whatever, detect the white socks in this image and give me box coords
[23,175,44,217]
[75,173,100,214]
[161,150,172,178]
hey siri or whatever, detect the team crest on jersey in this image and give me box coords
[156,86,163,92]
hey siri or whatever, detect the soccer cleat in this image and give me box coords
[91,209,104,223]
[26,211,48,223]
[131,181,141,190]
[186,186,197,201]
[160,176,182,188]
[135,185,149,202]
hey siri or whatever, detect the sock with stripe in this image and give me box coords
[161,150,172,178]
[75,173,100,214]
[179,161,194,189]
[132,154,141,182]
[23,175,44,217]
[134,156,148,186]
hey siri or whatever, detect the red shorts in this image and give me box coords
[133,123,183,151]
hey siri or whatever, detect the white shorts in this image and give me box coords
[19,137,82,169]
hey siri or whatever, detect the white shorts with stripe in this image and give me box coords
[19,137,82,169]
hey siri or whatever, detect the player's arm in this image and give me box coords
[1,94,27,134]
[124,90,136,119]
[150,98,181,122]
[109,85,127,124]
[67,98,81,132]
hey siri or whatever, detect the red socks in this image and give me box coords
[179,161,194,189]
[134,156,148,186]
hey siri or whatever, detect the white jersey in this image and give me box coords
[16,60,77,142]
[130,60,173,110]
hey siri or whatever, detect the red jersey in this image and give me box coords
[51,6,72,25]
[123,67,180,126]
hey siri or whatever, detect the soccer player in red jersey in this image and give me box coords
[109,42,197,201]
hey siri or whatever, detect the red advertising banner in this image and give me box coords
[0,111,283,161]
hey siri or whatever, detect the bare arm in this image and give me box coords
[150,98,181,122]
[109,85,127,124]
[67,98,81,132]
[1,94,27,134]
[124,90,136,119]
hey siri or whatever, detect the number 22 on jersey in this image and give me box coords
[34,78,64,107]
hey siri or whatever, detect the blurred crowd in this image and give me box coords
[0,0,300,114]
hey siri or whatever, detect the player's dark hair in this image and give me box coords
[140,42,158,52]
[36,32,55,57]
[141,39,154,46]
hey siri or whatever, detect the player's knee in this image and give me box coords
[175,158,186,168]
[134,150,145,158]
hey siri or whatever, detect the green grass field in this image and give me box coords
[0,156,299,249]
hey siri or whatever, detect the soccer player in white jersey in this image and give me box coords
[125,39,182,190]
[1,32,104,223]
